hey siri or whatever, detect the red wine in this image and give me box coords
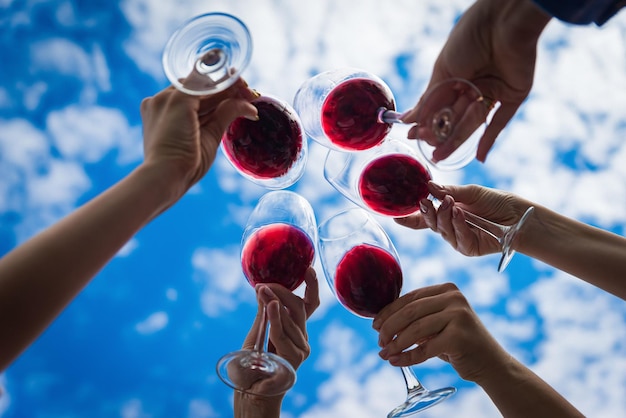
[358,153,432,217]
[334,243,402,318]
[222,96,303,179]
[321,78,394,151]
[241,223,315,291]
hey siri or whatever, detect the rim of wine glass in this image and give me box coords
[242,190,318,246]
[162,12,253,96]
[318,207,372,242]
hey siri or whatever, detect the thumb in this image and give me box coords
[427,181,476,204]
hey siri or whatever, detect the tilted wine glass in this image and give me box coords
[162,12,307,189]
[318,208,456,416]
[324,138,534,273]
[293,67,496,170]
[216,190,317,396]
[221,94,308,189]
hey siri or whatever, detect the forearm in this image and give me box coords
[0,162,182,370]
[477,355,584,418]
[234,393,283,418]
[515,204,626,300]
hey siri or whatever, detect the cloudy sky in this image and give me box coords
[1,0,626,417]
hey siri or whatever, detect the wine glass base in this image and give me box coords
[387,386,457,418]
[216,349,296,397]
[498,206,535,273]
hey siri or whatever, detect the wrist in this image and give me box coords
[487,0,552,42]
[234,392,284,418]
[131,162,189,215]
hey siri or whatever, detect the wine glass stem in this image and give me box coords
[401,366,426,395]
[377,108,406,124]
[253,305,269,352]
[459,208,509,245]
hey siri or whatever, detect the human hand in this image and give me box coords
[373,283,511,383]
[242,267,320,371]
[140,78,258,200]
[394,182,533,257]
[401,0,551,162]
[234,268,319,416]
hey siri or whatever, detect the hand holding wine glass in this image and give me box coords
[318,208,456,416]
[324,138,534,272]
[140,79,258,199]
[163,12,307,189]
[395,182,537,258]
[216,190,317,397]
[234,268,319,417]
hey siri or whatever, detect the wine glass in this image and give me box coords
[324,138,534,273]
[163,13,308,189]
[221,94,308,189]
[162,12,252,96]
[293,67,495,170]
[318,208,456,416]
[216,190,317,396]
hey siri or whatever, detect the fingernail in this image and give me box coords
[388,355,400,365]
[251,89,261,99]
[379,348,388,359]
[439,196,451,210]
[372,320,380,330]
[429,182,444,192]
[452,206,460,219]
[419,200,428,214]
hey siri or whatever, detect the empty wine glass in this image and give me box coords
[318,208,456,416]
[293,67,495,170]
[216,190,317,396]
[163,13,307,189]
[162,12,252,96]
[221,94,308,189]
[324,138,534,273]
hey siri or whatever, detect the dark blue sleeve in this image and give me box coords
[533,0,625,25]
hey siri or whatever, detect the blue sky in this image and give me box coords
[1,1,626,417]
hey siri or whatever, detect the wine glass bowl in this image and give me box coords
[162,12,252,96]
[221,94,308,190]
[216,191,317,396]
[324,138,432,218]
[318,208,456,416]
[293,67,396,151]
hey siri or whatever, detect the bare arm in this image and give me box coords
[0,83,258,371]
[517,203,626,299]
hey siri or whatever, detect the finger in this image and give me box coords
[373,283,457,332]
[393,213,428,230]
[380,308,451,357]
[266,300,310,365]
[434,195,459,248]
[260,284,307,331]
[386,339,437,368]
[303,267,320,319]
[203,98,258,135]
[476,102,519,162]
[418,198,438,232]
[431,100,485,163]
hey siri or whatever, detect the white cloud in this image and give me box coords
[191,246,253,317]
[46,105,142,165]
[135,311,169,335]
